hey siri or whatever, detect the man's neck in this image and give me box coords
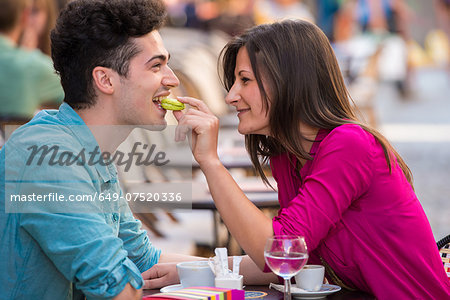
[76,106,132,155]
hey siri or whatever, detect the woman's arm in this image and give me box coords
[238,255,278,284]
[201,160,273,269]
[142,255,278,289]
[173,97,273,269]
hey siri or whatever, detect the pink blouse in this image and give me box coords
[270,124,450,299]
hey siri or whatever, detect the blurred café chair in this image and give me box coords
[0,117,30,148]
[160,27,229,117]
[115,128,189,238]
[437,234,450,279]
[334,36,383,127]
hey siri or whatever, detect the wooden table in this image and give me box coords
[143,285,376,299]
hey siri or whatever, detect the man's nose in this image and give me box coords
[163,67,180,88]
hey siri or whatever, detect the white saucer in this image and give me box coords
[160,284,183,293]
[270,283,341,299]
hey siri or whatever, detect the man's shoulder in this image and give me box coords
[10,122,75,148]
[4,117,86,166]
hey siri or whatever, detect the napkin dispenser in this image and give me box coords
[209,248,244,290]
[215,275,244,290]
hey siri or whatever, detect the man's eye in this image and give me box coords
[152,63,161,69]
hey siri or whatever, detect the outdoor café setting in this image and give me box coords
[0,0,449,299]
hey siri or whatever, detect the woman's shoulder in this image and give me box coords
[317,123,378,157]
[324,123,375,145]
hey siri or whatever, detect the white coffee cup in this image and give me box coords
[295,265,325,292]
[176,261,215,288]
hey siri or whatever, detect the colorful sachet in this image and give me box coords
[143,287,245,300]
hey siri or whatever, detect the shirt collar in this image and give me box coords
[56,103,116,183]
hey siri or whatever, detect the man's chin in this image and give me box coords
[151,123,167,131]
[135,121,167,131]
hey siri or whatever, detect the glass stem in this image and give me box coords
[284,278,291,300]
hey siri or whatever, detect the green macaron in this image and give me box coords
[160,97,185,111]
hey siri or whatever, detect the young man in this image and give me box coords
[0,0,275,299]
[0,0,176,298]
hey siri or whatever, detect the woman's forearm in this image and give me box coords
[237,255,278,284]
[200,159,274,269]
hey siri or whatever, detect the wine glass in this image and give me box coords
[264,235,308,300]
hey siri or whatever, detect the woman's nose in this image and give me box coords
[225,83,240,105]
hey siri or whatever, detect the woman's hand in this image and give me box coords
[141,263,178,289]
[172,97,220,167]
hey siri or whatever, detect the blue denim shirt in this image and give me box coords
[0,103,161,299]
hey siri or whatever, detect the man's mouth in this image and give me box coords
[152,96,166,110]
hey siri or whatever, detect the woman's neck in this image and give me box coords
[299,123,320,152]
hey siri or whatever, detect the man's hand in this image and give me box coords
[142,263,179,289]
[112,283,142,300]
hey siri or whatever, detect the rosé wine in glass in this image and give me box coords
[264,236,308,300]
[264,251,308,278]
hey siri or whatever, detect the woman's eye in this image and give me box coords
[241,77,250,84]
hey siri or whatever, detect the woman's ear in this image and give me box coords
[92,67,116,95]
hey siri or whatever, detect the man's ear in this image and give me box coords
[92,67,116,95]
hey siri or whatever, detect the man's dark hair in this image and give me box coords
[51,0,166,109]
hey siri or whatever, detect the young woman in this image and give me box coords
[168,20,450,298]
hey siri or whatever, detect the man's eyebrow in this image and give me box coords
[145,53,171,65]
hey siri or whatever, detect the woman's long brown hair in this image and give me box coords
[219,20,413,188]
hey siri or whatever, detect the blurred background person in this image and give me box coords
[254,0,315,24]
[164,0,255,37]
[164,0,220,31]
[434,0,450,40]
[431,0,450,73]
[316,0,343,42]
[356,0,412,96]
[19,0,58,56]
[0,0,64,133]
[203,0,255,37]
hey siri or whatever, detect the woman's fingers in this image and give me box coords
[177,96,212,114]
[175,124,190,142]
[171,97,219,164]
[172,110,184,122]
[179,114,218,134]
[175,114,217,142]
[173,106,213,142]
